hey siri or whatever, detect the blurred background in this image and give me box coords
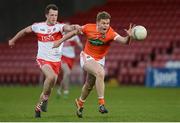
[0,0,180,121]
[0,0,179,86]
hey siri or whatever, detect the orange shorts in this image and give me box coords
[61,55,75,70]
[36,59,61,75]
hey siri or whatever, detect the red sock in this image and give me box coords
[78,98,85,107]
[98,98,105,105]
[35,103,41,112]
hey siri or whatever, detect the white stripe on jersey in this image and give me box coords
[32,22,65,62]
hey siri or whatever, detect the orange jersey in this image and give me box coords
[82,24,118,60]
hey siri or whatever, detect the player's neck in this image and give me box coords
[46,21,56,26]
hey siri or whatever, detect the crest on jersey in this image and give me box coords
[47,29,51,33]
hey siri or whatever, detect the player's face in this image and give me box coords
[46,9,58,25]
[97,19,110,34]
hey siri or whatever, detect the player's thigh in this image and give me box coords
[83,60,105,77]
[41,64,57,79]
[61,62,71,75]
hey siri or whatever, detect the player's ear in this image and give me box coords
[96,20,100,24]
[45,14,48,19]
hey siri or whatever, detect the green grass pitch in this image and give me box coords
[0,85,180,122]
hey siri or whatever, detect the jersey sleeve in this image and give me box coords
[81,24,88,34]
[57,23,65,33]
[109,27,119,40]
[31,23,39,33]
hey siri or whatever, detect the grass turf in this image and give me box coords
[0,85,180,122]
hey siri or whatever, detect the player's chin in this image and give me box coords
[103,29,107,33]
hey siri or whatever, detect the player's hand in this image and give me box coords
[73,24,81,29]
[73,25,83,34]
[52,41,60,48]
[8,39,15,48]
[124,23,135,37]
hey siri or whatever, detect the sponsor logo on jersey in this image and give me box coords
[40,28,45,31]
[89,39,105,46]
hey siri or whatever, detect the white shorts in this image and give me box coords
[80,51,105,68]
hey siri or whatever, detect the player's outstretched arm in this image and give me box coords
[9,26,32,47]
[115,23,134,44]
[53,29,80,48]
[63,24,81,32]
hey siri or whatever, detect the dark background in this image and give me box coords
[0,0,106,41]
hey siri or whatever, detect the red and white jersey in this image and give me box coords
[31,22,65,62]
[62,35,80,58]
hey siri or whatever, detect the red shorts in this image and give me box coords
[36,59,61,75]
[61,55,75,70]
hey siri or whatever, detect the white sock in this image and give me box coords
[63,90,69,95]
[57,89,61,95]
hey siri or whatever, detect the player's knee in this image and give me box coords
[46,74,56,82]
[95,70,105,79]
[64,70,71,77]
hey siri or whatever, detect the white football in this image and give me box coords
[132,25,147,40]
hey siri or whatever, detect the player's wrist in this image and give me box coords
[126,36,131,44]
[74,30,79,35]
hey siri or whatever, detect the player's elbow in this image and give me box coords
[21,28,31,36]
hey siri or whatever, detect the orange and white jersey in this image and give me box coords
[31,22,65,62]
[62,35,80,58]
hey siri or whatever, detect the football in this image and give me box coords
[132,25,147,40]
